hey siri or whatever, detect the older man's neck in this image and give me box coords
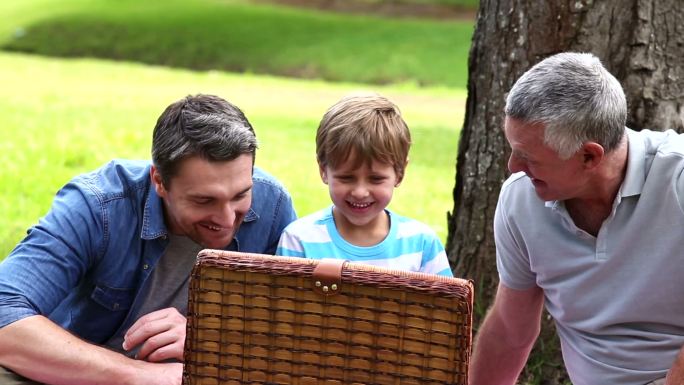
[566,137,629,236]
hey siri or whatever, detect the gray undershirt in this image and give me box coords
[104,234,202,357]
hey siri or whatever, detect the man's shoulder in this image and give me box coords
[632,128,684,157]
[71,159,151,200]
[499,172,537,204]
[497,172,548,219]
[501,171,530,191]
[249,167,295,221]
[630,130,684,185]
[656,131,684,158]
[252,167,290,193]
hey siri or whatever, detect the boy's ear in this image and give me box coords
[319,164,329,184]
[395,157,409,186]
[150,166,168,198]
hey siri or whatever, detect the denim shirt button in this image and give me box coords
[143,264,149,270]
[112,303,120,310]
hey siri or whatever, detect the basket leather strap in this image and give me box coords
[312,258,346,296]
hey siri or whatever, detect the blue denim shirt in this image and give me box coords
[0,160,296,343]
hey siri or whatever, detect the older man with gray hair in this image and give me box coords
[469,52,684,385]
[0,94,297,384]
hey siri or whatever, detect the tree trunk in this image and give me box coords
[446,0,684,383]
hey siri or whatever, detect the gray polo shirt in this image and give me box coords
[495,128,684,385]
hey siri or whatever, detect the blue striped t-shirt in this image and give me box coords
[276,206,452,276]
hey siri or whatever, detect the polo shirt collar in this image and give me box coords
[619,128,645,198]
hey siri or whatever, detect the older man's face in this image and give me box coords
[504,117,589,202]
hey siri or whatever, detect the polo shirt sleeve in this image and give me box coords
[0,178,103,328]
[676,161,684,213]
[494,187,538,290]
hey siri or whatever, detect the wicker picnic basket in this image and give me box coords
[183,249,473,385]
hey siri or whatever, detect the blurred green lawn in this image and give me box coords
[0,52,465,257]
[0,0,469,258]
[1,0,473,88]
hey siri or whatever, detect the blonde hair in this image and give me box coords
[316,93,411,179]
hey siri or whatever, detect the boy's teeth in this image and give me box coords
[350,202,371,208]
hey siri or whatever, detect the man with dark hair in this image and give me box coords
[469,52,684,385]
[0,94,297,384]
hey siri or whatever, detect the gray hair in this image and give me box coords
[152,94,258,186]
[505,52,626,159]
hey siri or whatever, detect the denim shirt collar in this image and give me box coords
[141,186,168,240]
[140,182,259,241]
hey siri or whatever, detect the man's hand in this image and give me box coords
[665,345,684,385]
[123,307,187,362]
[0,315,184,385]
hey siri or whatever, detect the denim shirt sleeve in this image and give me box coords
[267,183,297,254]
[235,168,297,255]
[0,176,104,328]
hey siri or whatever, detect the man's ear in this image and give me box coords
[581,142,604,170]
[319,164,329,185]
[150,165,168,198]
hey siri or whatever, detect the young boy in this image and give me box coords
[276,93,452,276]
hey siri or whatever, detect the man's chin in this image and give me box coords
[194,233,234,249]
[203,239,232,249]
[532,186,555,202]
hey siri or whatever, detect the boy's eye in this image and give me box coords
[193,198,212,205]
[370,176,387,183]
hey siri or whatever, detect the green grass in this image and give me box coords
[363,0,478,6]
[0,52,465,258]
[1,0,473,88]
[0,0,467,257]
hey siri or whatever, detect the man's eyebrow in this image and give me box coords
[185,194,213,202]
[236,185,253,196]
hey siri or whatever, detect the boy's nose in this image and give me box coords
[351,184,370,199]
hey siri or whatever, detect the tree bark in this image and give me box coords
[447,0,684,383]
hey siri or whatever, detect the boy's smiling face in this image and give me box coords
[320,155,401,243]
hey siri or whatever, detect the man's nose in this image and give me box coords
[216,203,236,226]
[508,154,526,174]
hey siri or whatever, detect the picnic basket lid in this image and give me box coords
[183,249,473,385]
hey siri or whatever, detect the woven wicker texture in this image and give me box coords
[184,250,473,385]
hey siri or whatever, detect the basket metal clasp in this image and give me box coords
[312,258,346,296]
